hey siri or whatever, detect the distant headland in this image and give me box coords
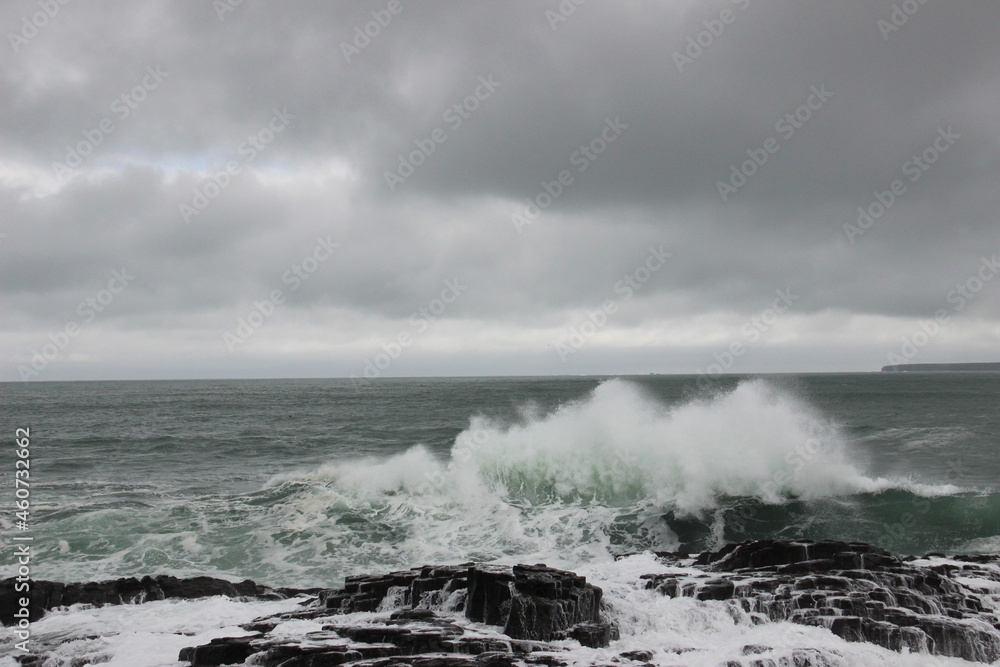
[881,362,1000,372]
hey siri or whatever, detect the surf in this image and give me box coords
[252,379,978,580]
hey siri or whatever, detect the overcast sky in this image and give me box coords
[2,0,998,381]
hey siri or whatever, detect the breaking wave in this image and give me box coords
[250,379,976,582]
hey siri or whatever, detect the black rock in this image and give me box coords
[503,564,604,641]
[17,543,1000,666]
[0,574,311,626]
[466,565,514,626]
[619,649,654,661]
[178,637,256,666]
[693,578,735,601]
[321,562,612,647]
[649,540,1000,662]
[175,561,613,665]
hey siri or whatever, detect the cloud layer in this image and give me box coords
[2,0,999,380]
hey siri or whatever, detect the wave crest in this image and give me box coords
[451,378,949,515]
[253,379,970,575]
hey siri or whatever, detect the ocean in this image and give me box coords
[2,373,999,665]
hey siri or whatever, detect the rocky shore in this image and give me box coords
[650,540,1000,663]
[4,540,1000,666]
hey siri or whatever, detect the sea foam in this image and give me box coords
[256,379,964,578]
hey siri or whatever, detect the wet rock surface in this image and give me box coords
[177,563,613,667]
[319,563,609,645]
[8,542,1000,666]
[0,574,317,625]
[644,539,1000,663]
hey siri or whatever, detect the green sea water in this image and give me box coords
[1,373,998,588]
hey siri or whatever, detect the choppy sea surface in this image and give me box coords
[2,374,999,665]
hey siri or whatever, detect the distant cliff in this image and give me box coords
[881,362,1000,372]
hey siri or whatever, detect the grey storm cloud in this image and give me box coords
[1,0,998,380]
